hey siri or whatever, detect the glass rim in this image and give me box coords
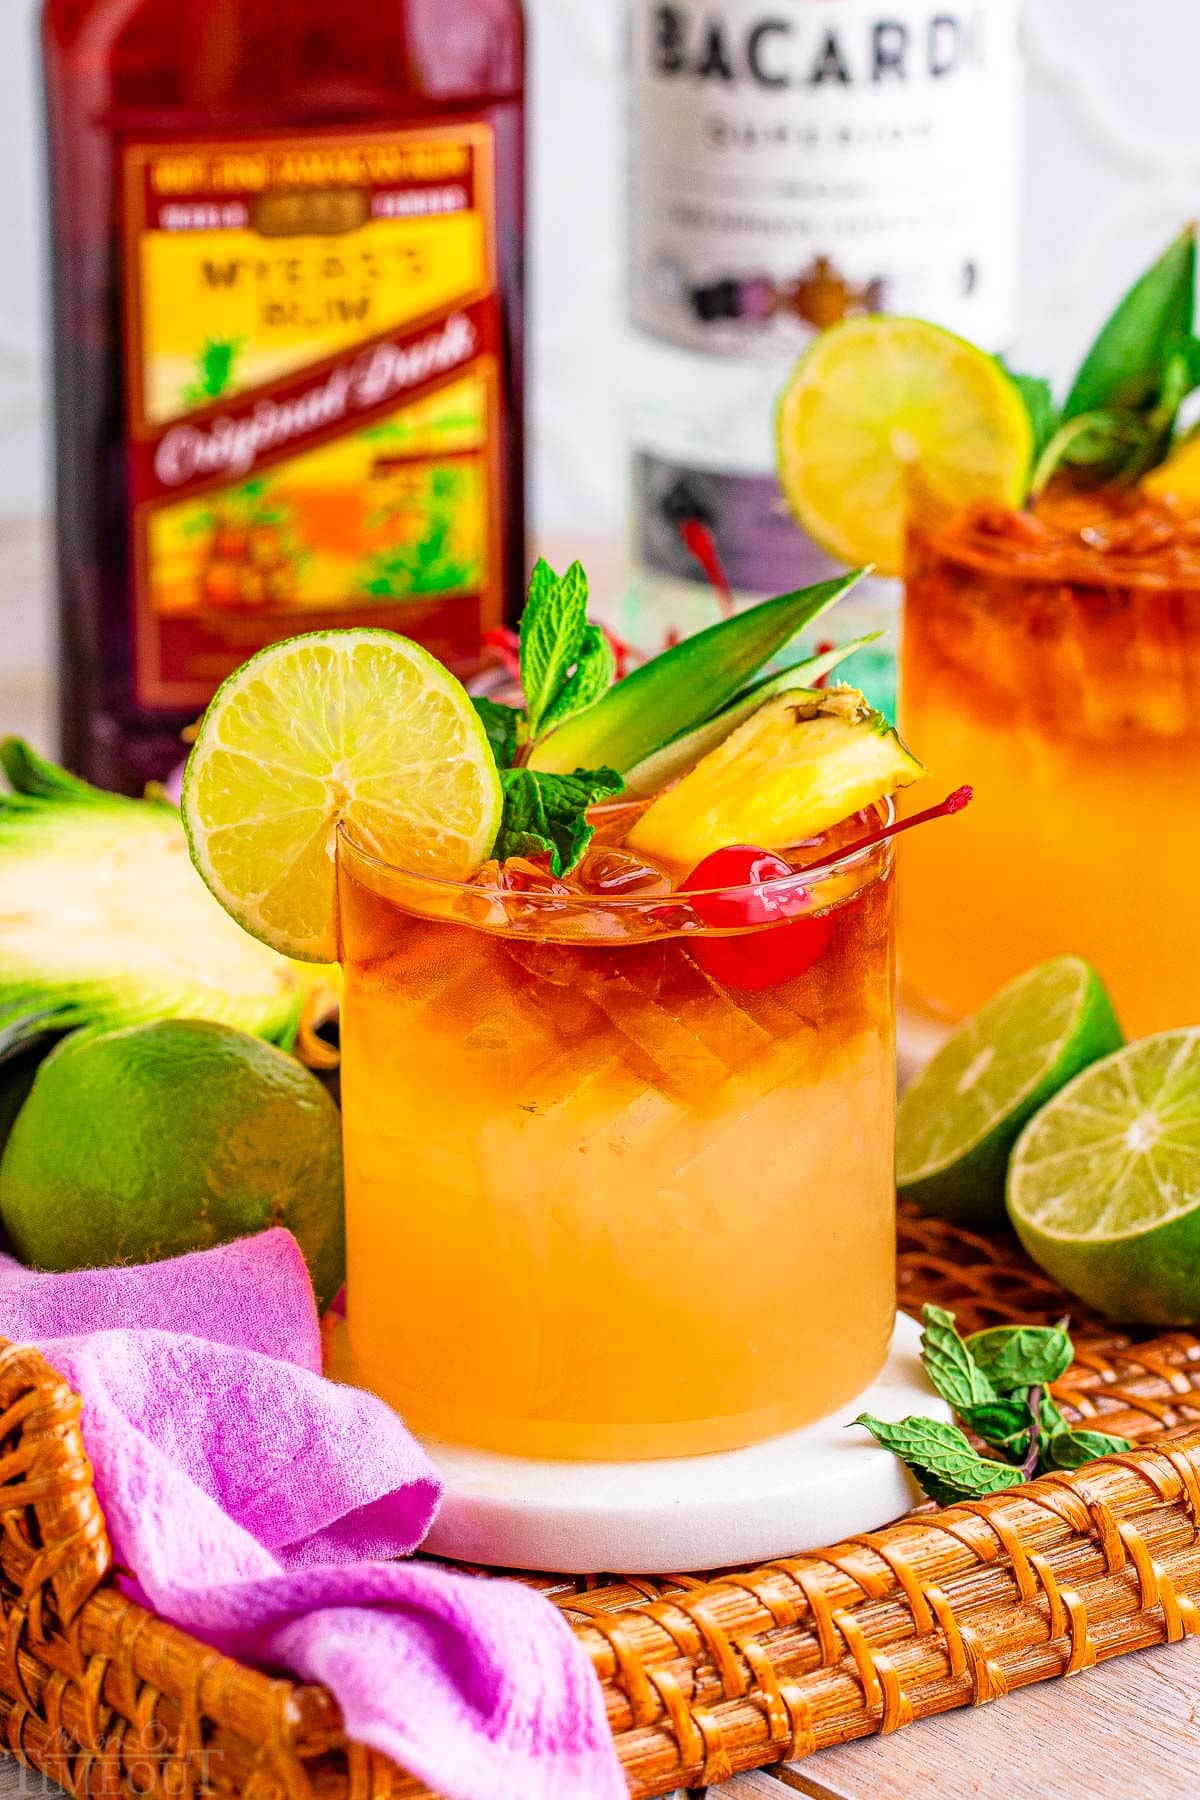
[909,499,1200,593]
[336,796,896,914]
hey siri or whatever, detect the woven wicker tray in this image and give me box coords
[3,1206,1200,1800]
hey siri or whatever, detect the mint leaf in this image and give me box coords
[473,697,522,768]
[539,624,615,736]
[519,559,590,741]
[919,1305,999,1410]
[1000,362,1059,461]
[965,1324,1074,1392]
[960,1397,1034,1459]
[854,1414,1025,1508]
[495,766,624,876]
[1034,1396,1132,1473]
[1042,1426,1134,1472]
[1039,1393,1069,1433]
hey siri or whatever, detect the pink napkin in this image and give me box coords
[0,1230,624,1800]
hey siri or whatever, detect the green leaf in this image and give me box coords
[539,624,616,736]
[1,738,122,807]
[854,1414,1025,1508]
[494,767,624,876]
[965,1325,1074,1392]
[529,570,866,777]
[1039,1393,1070,1436]
[1033,1394,1132,1473]
[1030,410,1153,496]
[960,1398,1033,1459]
[1122,344,1199,482]
[623,633,882,797]
[473,697,523,769]
[1000,363,1059,461]
[919,1305,999,1410]
[0,744,310,1054]
[519,559,590,740]
[1063,226,1196,422]
[1042,1427,1134,1472]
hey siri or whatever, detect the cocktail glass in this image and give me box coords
[336,808,897,1461]
[900,492,1200,1036]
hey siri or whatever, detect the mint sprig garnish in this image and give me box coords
[1005,226,1200,496]
[478,559,624,876]
[480,559,870,875]
[856,1304,1132,1504]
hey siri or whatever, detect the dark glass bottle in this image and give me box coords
[42,0,526,791]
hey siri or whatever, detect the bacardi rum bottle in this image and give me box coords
[43,0,525,793]
[625,0,1022,708]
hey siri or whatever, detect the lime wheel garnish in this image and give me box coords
[183,629,502,963]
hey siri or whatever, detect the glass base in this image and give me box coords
[326,1313,947,1572]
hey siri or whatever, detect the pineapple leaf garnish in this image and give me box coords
[529,568,866,776]
[855,1304,1133,1504]
[1062,225,1196,424]
[1007,227,1200,495]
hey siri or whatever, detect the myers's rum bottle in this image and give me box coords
[42,0,526,792]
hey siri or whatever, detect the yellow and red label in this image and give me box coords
[120,124,503,710]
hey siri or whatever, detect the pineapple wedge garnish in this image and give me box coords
[626,685,926,868]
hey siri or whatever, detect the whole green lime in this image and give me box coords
[0,1020,344,1309]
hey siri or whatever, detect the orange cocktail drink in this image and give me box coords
[901,490,1200,1036]
[337,809,897,1461]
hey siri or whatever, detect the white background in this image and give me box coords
[1,0,1198,536]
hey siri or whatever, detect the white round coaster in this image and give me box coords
[420,1313,949,1573]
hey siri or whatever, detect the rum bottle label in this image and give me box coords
[629,0,1021,357]
[120,125,504,711]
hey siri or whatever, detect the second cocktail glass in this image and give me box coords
[900,491,1200,1036]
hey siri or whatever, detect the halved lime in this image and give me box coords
[897,958,1123,1226]
[775,317,1034,575]
[183,630,502,963]
[1008,1031,1200,1325]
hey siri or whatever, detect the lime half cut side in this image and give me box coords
[897,957,1123,1226]
[1008,1030,1200,1326]
[183,630,503,963]
[776,316,1034,575]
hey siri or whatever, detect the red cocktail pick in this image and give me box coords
[680,790,974,992]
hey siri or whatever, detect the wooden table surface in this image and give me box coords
[2,517,1197,1800]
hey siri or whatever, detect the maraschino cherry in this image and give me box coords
[680,845,831,992]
